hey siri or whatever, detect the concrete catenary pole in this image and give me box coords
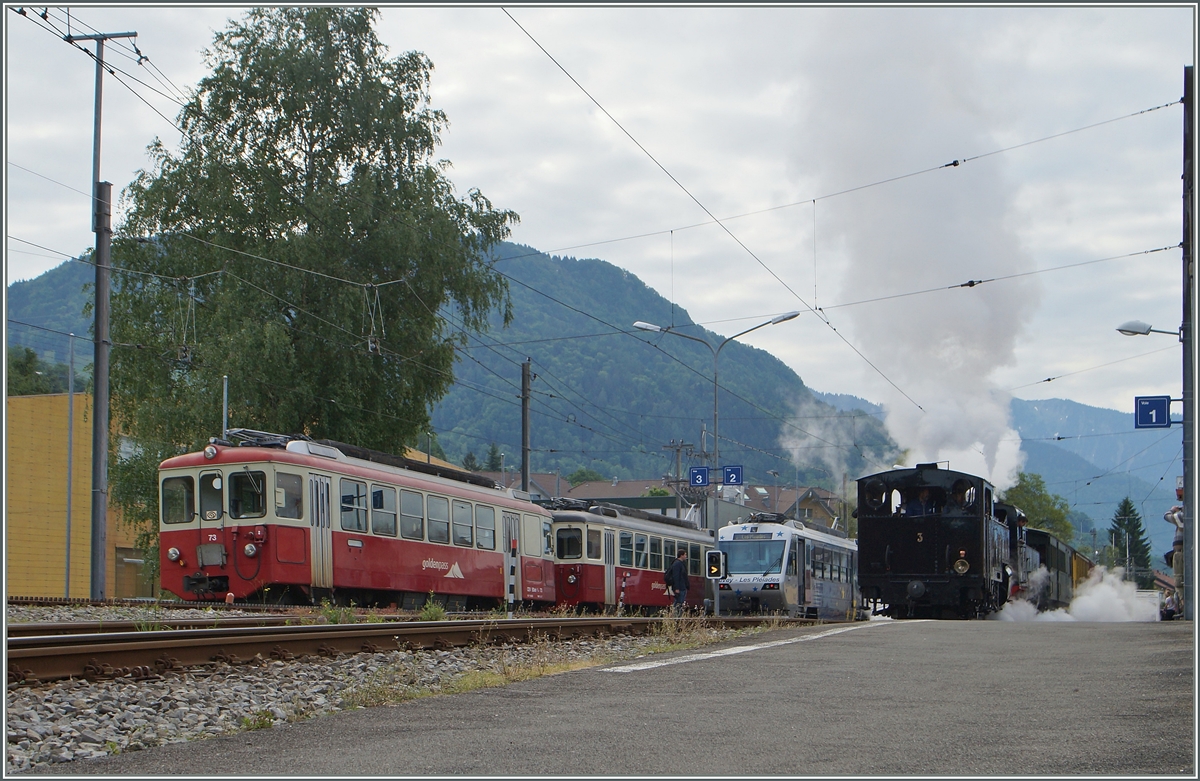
[1181,65,1194,619]
[67,29,137,600]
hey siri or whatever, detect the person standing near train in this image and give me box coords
[667,548,689,615]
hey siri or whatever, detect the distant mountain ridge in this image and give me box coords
[6,244,1185,556]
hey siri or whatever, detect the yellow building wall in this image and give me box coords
[6,393,146,598]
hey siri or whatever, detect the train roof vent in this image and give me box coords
[511,489,531,501]
[306,442,342,460]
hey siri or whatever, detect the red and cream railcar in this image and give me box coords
[159,430,555,608]
[546,500,715,612]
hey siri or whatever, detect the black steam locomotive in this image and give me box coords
[856,464,1012,619]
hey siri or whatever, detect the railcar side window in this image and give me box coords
[649,536,663,571]
[200,472,223,521]
[452,501,474,547]
[230,471,267,519]
[634,534,648,568]
[275,472,303,519]
[664,539,676,563]
[586,528,602,559]
[400,490,424,540]
[557,527,583,559]
[787,545,798,576]
[339,479,367,531]
[427,495,450,543]
[522,516,543,556]
[689,543,701,576]
[619,531,633,566]
[161,476,194,524]
[371,485,397,537]
[476,505,496,550]
[543,521,553,556]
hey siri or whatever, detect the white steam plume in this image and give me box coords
[990,565,1161,622]
[788,12,1037,488]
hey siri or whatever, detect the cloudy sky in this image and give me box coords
[5,5,1195,481]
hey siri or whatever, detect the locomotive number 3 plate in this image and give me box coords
[916,532,924,542]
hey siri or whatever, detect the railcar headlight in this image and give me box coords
[566,574,577,584]
[167,547,181,561]
[243,543,258,558]
[204,445,218,459]
[953,558,970,574]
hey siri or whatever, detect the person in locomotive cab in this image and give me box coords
[667,549,689,615]
[943,482,970,515]
[905,488,934,517]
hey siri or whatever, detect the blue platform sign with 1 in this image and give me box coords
[723,465,744,486]
[1135,395,1172,429]
[689,466,710,487]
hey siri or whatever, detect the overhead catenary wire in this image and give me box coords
[10,7,1183,475]
[501,7,925,413]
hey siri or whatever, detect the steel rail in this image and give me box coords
[7,616,810,685]
[6,616,311,637]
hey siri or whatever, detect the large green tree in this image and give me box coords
[1000,472,1073,542]
[109,7,517,555]
[1105,497,1154,588]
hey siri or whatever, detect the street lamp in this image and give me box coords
[634,311,800,468]
[1118,318,1192,620]
[768,469,780,512]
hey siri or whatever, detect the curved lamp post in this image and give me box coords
[633,311,800,468]
[1118,318,1192,620]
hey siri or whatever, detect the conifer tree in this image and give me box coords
[1106,497,1153,588]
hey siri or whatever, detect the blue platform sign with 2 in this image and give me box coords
[1135,395,1172,429]
[723,465,744,485]
[689,466,710,487]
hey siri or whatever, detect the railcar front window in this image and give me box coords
[339,479,367,531]
[275,472,303,519]
[161,477,194,524]
[723,540,786,575]
[400,490,424,540]
[199,473,223,521]
[427,495,450,543]
[556,528,583,559]
[619,531,633,566]
[476,505,496,550]
[230,471,266,519]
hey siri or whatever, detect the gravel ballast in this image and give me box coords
[5,605,740,774]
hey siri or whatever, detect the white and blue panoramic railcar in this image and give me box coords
[713,513,866,620]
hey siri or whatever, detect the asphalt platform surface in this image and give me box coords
[29,619,1195,776]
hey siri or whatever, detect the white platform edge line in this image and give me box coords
[602,619,909,673]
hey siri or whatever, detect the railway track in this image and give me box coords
[7,615,803,685]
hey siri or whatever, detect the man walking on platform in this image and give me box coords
[668,549,689,616]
